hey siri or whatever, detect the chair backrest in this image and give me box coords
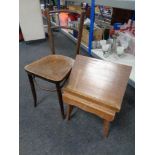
[45,8,85,56]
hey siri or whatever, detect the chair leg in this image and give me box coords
[56,83,65,119]
[67,105,73,120]
[27,73,37,107]
[103,120,110,137]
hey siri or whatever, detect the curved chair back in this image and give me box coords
[45,8,85,56]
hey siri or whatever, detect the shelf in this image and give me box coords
[91,49,135,87]
[66,0,135,10]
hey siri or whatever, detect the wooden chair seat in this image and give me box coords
[25,54,74,82]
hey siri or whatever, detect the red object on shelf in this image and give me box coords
[68,13,80,21]
[59,13,69,26]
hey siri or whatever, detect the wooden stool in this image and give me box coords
[62,55,131,137]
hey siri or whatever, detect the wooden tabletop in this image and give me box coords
[64,55,132,112]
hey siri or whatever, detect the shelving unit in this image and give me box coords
[64,0,135,87]
[42,0,135,86]
[64,0,135,55]
[66,0,135,10]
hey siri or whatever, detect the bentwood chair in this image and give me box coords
[24,9,85,119]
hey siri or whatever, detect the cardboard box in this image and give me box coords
[68,5,82,13]
[82,27,104,46]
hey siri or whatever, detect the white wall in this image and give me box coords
[19,0,45,41]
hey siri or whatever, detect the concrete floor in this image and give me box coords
[19,32,135,155]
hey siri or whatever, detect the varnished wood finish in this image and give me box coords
[103,120,110,137]
[25,55,74,82]
[46,8,85,55]
[76,10,85,55]
[46,8,55,54]
[49,9,82,15]
[24,55,74,119]
[63,55,132,136]
[63,92,115,121]
[64,55,132,112]
[56,83,65,119]
[24,10,85,119]
[27,73,37,107]
[67,105,73,120]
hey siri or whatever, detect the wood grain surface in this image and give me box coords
[64,55,132,111]
[25,55,74,82]
[63,55,132,136]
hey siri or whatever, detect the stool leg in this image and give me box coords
[27,73,37,107]
[56,83,65,119]
[67,105,73,120]
[103,120,110,137]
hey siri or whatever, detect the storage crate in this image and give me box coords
[68,5,83,13]
[82,27,104,45]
